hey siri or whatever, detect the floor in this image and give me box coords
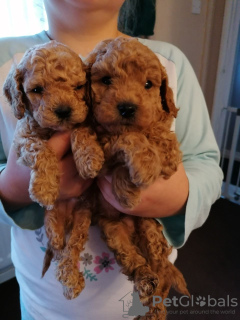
[0,197,239,320]
[168,197,240,319]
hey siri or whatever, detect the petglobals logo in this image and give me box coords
[119,292,238,318]
[153,294,238,308]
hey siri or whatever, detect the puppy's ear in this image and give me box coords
[3,65,26,119]
[160,67,178,118]
[83,64,92,109]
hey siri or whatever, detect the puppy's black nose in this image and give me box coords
[117,103,137,119]
[54,105,72,119]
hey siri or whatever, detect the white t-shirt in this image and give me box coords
[12,225,138,319]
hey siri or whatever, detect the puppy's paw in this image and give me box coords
[136,306,166,320]
[134,266,159,299]
[62,275,85,300]
[75,148,104,179]
[116,188,141,209]
[112,166,141,209]
[29,166,59,210]
[129,150,160,188]
[112,133,160,187]
[72,127,105,179]
[56,256,85,299]
[29,170,59,208]
[129,165,160,188]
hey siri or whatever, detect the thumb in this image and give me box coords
[47,131,72,160]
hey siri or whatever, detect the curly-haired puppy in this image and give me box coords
[87,37,189,318]
[3,40,104,299]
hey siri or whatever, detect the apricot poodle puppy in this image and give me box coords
[87,37,189,319]
[3,40,104,299]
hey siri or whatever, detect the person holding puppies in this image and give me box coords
[0,0,223,319]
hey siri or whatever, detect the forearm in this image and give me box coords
[0,170,45,229]
[0,154,32,213]
[97,162,189,218]
[126,163,189,218]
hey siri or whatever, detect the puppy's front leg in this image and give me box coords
[71,126,104,179]
[109,133,160,209]
[14,135,60,209]
[111,132,161,188]
[112,166,141,209]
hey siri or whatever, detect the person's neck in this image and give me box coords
[45,7,126,56]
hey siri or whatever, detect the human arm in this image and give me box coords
[97,162,188,217]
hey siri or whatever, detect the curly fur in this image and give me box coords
[3,41,104,299]
[87,37,189,318]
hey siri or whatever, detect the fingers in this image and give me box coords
[58,176,93,200]
[103,174,112,183]
[59,152,77,176]
[48,131,93,199]
[97,176,129,213]
[72,176,93,197]
[47,131,71,160]
[2,132,93,209]
[97,176,112,200]
[58,152,93,200]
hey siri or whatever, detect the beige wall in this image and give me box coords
[151,0,226,116]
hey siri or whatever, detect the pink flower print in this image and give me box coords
[93,252,115,274]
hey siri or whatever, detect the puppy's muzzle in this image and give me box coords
[54,105,72,119]
[117,102,137,119]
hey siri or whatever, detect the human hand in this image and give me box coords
[97,163,189,218]
[48,131,93,201]
[0,131,92,212]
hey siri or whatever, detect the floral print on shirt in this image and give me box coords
[93,252,116,274]
[35,227,116,282]
[81,253,93,266]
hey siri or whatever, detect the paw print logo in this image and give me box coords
[195,296,206,307]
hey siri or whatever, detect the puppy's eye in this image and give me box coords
[31,86,44,94]
[101,77,112,85]
[75,85,83,90]
[145,80,152,89]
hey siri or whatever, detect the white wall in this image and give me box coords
[151,0,226,116]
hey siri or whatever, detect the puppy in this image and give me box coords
[3,40,104,299]
[87,37,189,318]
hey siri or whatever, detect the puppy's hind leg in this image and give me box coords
[42,201,73,278]
[44,202,69,251]
[56,206,91,300]
[98,215,158,299]
[135,218,172,273]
